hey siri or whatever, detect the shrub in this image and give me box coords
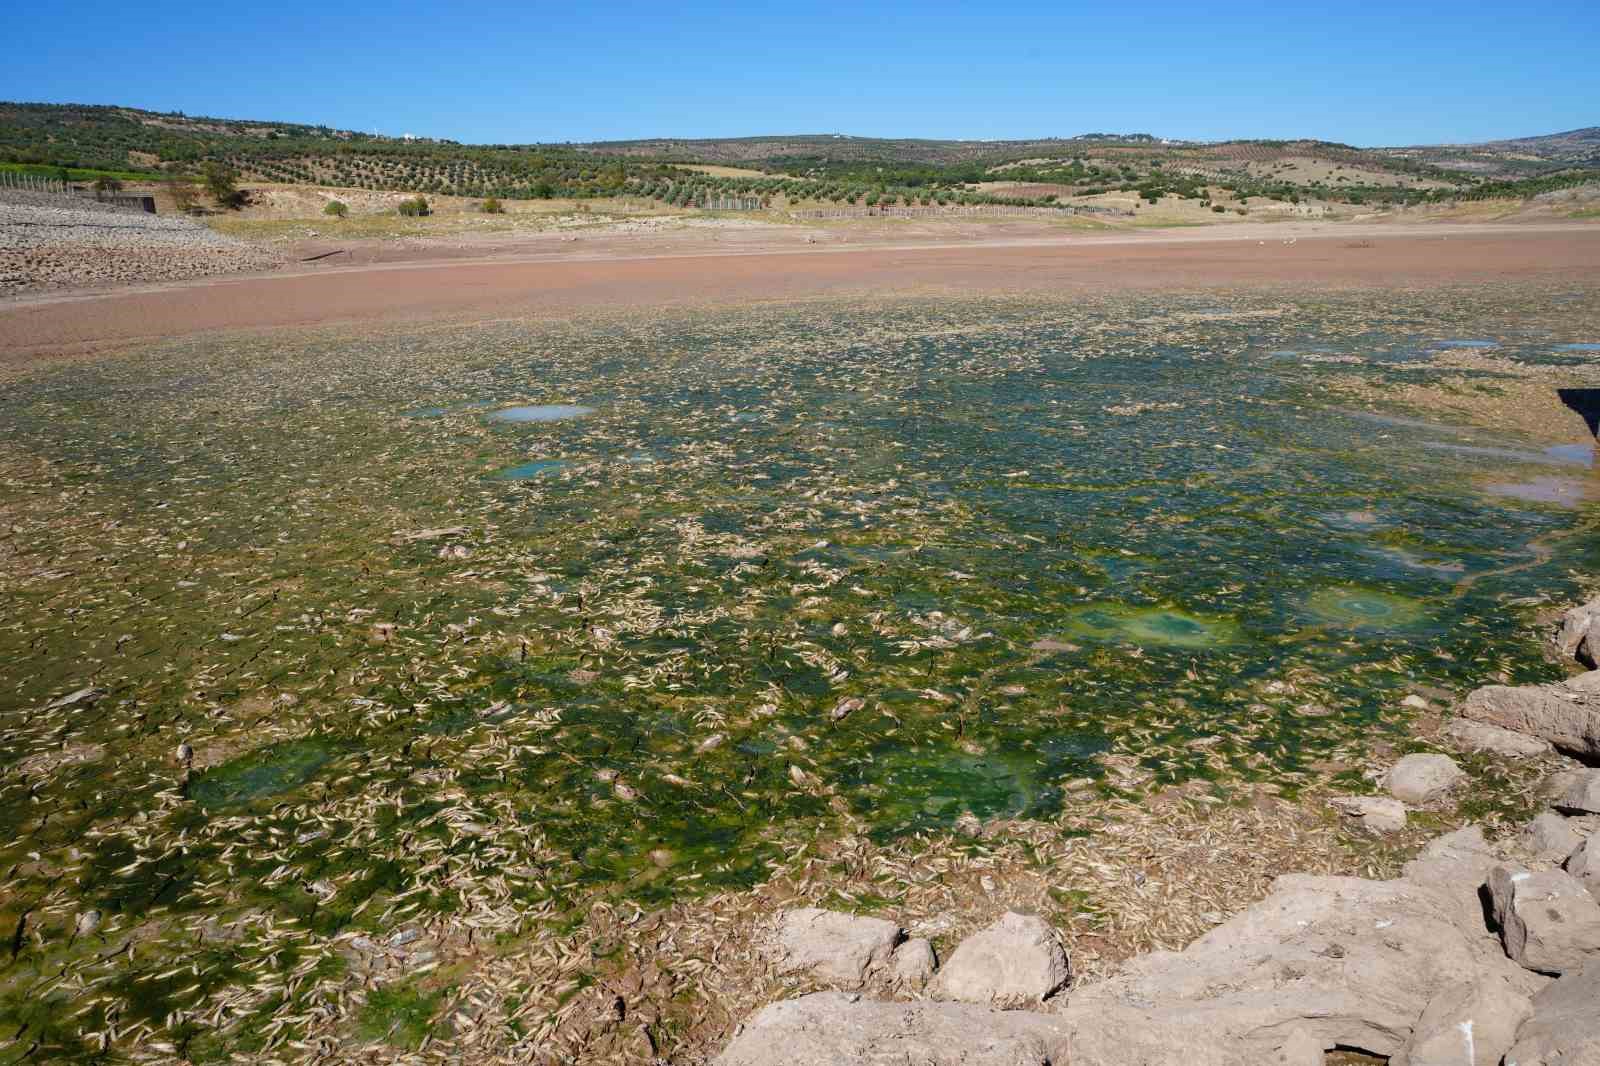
[481,197,504,214]
[203,161,244,208]
[1211,204,1226,213]
[168,180,201,213]
[323,200,348,218]
[397,195,431,217]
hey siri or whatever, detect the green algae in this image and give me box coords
[1058,604,1242,648]
[189,739,339,809]
[1299,587,1430,631]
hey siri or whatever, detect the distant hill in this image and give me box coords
[2,102,1594,211]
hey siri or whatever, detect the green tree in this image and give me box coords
[481,197,504,214]
[323,200,348,218]
[203,161,242,208]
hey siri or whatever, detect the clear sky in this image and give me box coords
[6,0,1595,146]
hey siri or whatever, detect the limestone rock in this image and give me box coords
[1554,596,1600,667]
[1523,812,1585,861]
[1065,829,1544,1065]
[1442,718,1552,758]
[1487,866,1600,975]
[931,912,1068,1008]
[1329,794,1407,834]
[712,991,1071,1066]
[891,937,938,989]
[769,908,902,988]
[1562,667,1600,694]
[1462,684,1600,760]
[1553,770,1600,815]
[1502,961,1600,1065]
[1391,976,1533,1066]
[1565,838,1600,898]
[1386,753,1465,804]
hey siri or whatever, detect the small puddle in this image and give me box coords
[1555,343,1600,352]
[1429,339,1499,350]
[1060,604,1240,648]
[490,459,570,480]
[1484,476,1595,508]
[1300,587,1428,630]
[189,739,338,809]
[490,404,595,423]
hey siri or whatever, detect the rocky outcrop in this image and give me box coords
[1565,837,1600,896]
[1554,596,1600,668]
[1487,866,1600,975]
[1391,976,1533,1066]
[1329,794,1408,834]
[1386,753,1465,804]
[713,992,1071,1066]
[891,937,938,989]
[1553,770,1600,815]
[1443,718,1553,757]
[1522,812,1585,860]
[1502,962,1600,1065]
[931,912,1068,1008]
[1063,828,1543,1064]
[769,908,902,988]
[1461,684,1600,760]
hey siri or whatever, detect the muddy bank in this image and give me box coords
[2,223,1597,367]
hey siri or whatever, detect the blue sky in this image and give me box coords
[5,0,1595,146]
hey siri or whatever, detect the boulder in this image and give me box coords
[1442,718,1552,758]
[1386,753,1465,804]
[1487,866,1600,975]
[890,937,938,989]
[1462,684,1600,760]
[1523,812,1585,861]
[1553,770,1600,815]
[1501,961,1600,1065]
[1329,794,1408,834]
[1562,667,1600,694]
[1554,596,1600,667]
[1064,829,1545,1065]
[1390,976,1533,1066]
[931,912,1068,1008]
[1565,838,1600,898]
[768,908,902,988]
[712,991,1071,1066]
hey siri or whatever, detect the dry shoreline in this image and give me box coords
[2,221,1597,367]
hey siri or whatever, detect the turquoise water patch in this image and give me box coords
[1300,587,1428,631]
[1429,339,1498,350]
[189,739,338,808]
[490,404,595,423]
[1555,343,1600,352]
[1060,604,1241,648]
[490,459,570,480]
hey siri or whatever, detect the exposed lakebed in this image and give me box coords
[2,286,1598,1059]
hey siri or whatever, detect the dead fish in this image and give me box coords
[42,687,106,712]
[695,734,725,754]
[613,781,639,802]
[75,910,101,938]
[175,741,193,767]
[830,698,864,722]
[788,764,812,787]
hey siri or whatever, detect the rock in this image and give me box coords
[1442,718,1553,758]
[1554,596,1600,666]
[1385,753,1465,804]
[931,912,1068,1008]
[1487,866,1600,975]
[891,937,938,988]
[1329,794,1407,834]
[712,991,1071,1066]
[1275,1028,1325,1066]
[1462,684,1600,760]
[769,908,902,988]
[1562,667,1600,693]
[1391,976,1533,1066]
[41,686,107,712]
[1501,961,1600,1065]
[1523,812,1585,860]
[1065,828,1545,1065]
[1553,770,1600,814]
[1565,838,1600,898]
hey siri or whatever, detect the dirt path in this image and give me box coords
[2,222,1597,367]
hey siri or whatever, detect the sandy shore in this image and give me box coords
[2,220,1597,366]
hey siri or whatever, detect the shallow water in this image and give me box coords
[489,403,595,423]
[4,288,1600,1058]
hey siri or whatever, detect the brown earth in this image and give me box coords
[2,220,1598,369]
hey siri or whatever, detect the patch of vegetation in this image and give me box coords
[357,982,443,1050]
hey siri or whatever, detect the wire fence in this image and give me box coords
[0,171,72,196]
[788,203,1124,220]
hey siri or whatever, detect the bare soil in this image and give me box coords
[2,220,1597,369]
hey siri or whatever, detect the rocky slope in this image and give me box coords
[714,597,1600,1065]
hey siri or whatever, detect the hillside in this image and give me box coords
[2,102,1596,215]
